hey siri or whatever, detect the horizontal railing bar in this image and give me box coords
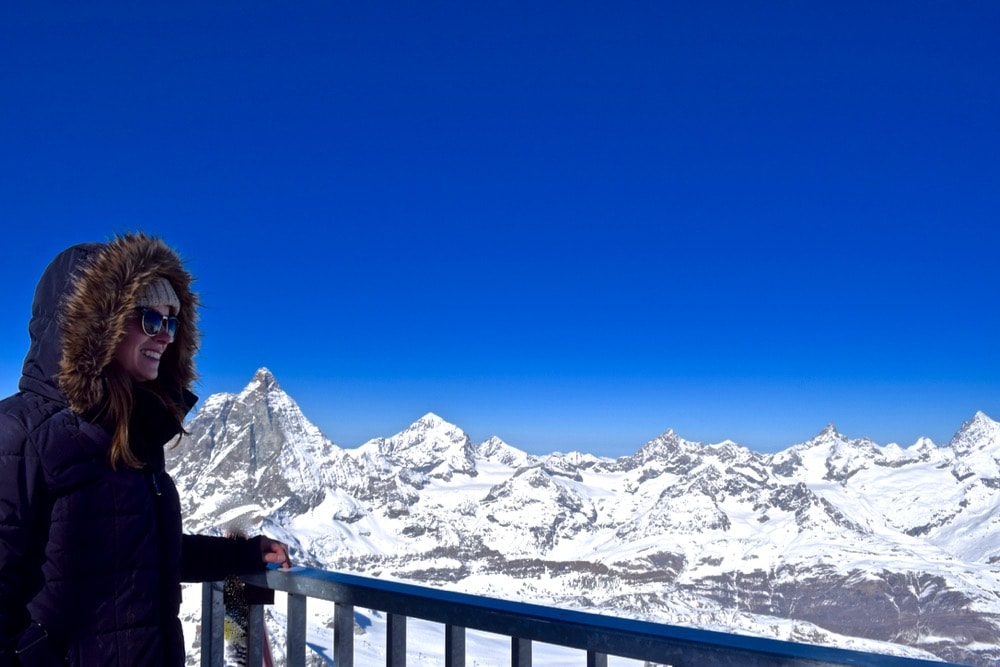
[241,567,968,667]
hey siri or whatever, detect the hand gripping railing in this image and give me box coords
[200,566,971,667]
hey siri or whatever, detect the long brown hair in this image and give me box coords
[100,363,190,470]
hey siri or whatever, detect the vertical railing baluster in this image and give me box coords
[286,592,307,667]
[334,601,355,667]
[201,581,225,667]
[445,624,466,667]
[586,651,607,667]
[199,582,212,667]
[246,603,264,666]
[386,612,407,667]
[511,636,531,667]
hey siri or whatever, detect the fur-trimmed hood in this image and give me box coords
[20,233,199,414]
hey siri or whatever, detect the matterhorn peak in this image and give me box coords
[242,366,280,395]
[167,368,348,528]
[254,366,276,381]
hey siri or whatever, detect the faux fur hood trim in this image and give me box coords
[56,233,199,414]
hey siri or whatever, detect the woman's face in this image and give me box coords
[114,303,174,381]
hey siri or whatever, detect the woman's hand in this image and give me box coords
[259,536,292,570]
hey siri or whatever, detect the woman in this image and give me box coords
[0,233,290,666]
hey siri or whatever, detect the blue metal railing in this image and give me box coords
[199,566,970,667]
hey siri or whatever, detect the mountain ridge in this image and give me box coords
[168,368,1000,666]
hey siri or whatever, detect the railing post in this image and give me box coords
[445,624,465,667]
[511,636,531,667]
[586,651,607,667]
[334,601,355,667]
[246,603,265,666]
[287,592,307,667]
[200,581,225,667]
[386,613,407,667]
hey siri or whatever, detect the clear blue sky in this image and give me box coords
[2,2,998,456]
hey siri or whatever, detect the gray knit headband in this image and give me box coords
[136,278,181,313]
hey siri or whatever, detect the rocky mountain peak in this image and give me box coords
[477,435,534,468]
[950,411,1000,455]
[359,412,478,479]
[247,366,279,389]
[414,411,446,427]
[233,366,283,405]
[167,368,349,528]
[946,412,1000,481]
[816,422,842,441]
[626,428,701,472]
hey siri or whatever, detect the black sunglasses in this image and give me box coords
[138,308,178,341]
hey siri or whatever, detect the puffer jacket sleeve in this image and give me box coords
[0,414,45,666]
[179,534,268,583]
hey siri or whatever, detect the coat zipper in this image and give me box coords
[148,472,162,496]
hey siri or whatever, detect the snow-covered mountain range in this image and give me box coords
[167,368,1000,666]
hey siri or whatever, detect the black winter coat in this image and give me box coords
[0,238,265,666]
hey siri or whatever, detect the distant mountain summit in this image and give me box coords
[950,410,1000,471]
[169,369,1000,666]
[476,435,536,468]
[355,412,478,480]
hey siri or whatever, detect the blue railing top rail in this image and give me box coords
[242,566,969,667]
